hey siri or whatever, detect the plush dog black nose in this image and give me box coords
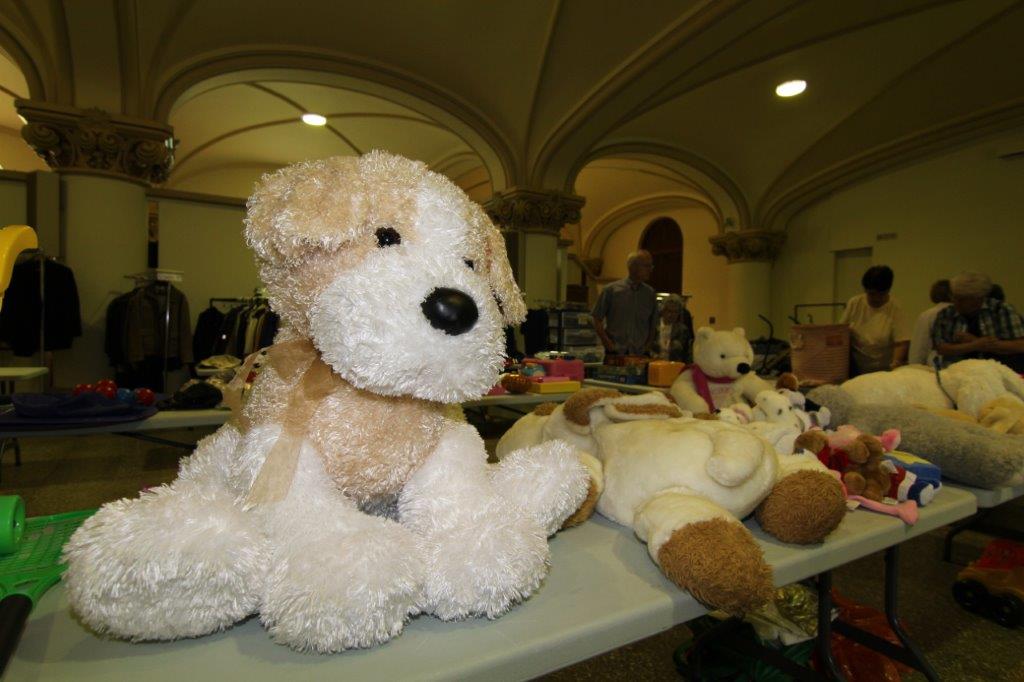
[421,287,478,335]
[737,362,751,375]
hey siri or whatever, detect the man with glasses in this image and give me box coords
[592,250,658,356]
[933,271,1024,372]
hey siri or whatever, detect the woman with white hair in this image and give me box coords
[653,294,694,362]
[932,271,1024,371]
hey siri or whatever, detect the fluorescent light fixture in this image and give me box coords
[775,80,807,97]
[301,113,327,126]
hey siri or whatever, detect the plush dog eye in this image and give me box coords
[464,259,475,270]
[375,227,401,247]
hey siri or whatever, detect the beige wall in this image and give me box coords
[598,206,730,328]
[772,130,1024,339]
[155,199,261,329]
[0,177,27,227]
[56,176,148,387]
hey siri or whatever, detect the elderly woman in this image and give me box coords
[653,294,694,362]
[932,272,1024,371]
[840,265,910,375]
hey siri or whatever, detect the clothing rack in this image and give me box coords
[124,269,185,392]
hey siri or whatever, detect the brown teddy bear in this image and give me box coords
[795,430,890,501]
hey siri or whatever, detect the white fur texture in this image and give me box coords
[311,248,505,404]
[841,359,1024,418]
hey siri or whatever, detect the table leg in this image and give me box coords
[815,572,844,680]
[825,546,940,681]
[944,509,990,562]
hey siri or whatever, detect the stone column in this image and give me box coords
[709,229,785,335]
[484,187,585,308]
[17,99,175,386]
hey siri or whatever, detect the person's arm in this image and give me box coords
[593,317,615,353]
[935,336,994,357]
[643,298,658,354]
[890,302,910,368]
[986,338,1024,355]
[891,340,909,368]
[592,288,615,352]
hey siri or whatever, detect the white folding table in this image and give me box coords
[7,487,975,681]
[941,481,1024,561]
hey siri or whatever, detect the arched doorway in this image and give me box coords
[641,217,682,294]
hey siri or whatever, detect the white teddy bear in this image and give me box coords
[62,153,592,653]
[497,389,847,615]
[670,327,795,414]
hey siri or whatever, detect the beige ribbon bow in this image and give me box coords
[225,338,340,509]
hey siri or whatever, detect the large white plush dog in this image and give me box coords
[841,359,1024,418]
[62,153,592,653]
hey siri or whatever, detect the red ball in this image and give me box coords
[72,383,94,396]
[95,385,117,400]
[95,379,118,392]
[133,388,156,406]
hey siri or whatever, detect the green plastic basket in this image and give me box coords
[0,508,94,603]
[0,501,94,675]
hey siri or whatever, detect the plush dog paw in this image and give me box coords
[757,470,846,544]
[62,485,265,641]
[657,518,773,616]
[261,515,423,652]
[490,440,593,534]
[419,510,549,620]
[562,452,603,528]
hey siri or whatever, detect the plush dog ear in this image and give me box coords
[480,210,527,325]
[733,327,746,338]
[696,326,714,341]
[244,156,366,266]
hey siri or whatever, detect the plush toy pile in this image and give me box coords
[62,152,595,653]
[809,383,1024,489]
[497,388,847,615]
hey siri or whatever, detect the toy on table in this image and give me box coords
[647,360,684,387]
[953,539,1024,628]
[810,384,1024,489]
[0,495,93,675]
[71,380,156,406]
[669,327,798,414]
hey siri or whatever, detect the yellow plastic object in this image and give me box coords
[0,225,38,312]
[527,380,581,394]
[648,361,685,387]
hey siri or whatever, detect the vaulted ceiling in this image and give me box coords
[1,0,1022,227]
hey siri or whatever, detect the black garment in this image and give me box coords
[105,293,132,366]
[0,259,83,356]
[504,326,523,362]
[520,309,550,357]
[193,306,226,363]
[257,310,279,349]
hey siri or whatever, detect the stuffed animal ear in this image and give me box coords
[879,428,901,451]
[696,326,714,341]
[732,327,746,338]
[480,212,527,325]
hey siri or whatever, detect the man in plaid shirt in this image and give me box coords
[932,272,1024,371]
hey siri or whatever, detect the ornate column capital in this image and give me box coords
[709,229,786,263]
[16,99,175,186]
[484,187,585,234]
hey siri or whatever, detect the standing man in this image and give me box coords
[592,250,658,356]
[932,272,1024,371]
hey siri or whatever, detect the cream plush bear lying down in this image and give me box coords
[62,153,595,653]
[498,389,847,615]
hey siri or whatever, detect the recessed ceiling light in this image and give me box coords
[775,80,807,98]
[301,113,327,126]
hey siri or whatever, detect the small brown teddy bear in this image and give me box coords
[795,430,890,501]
